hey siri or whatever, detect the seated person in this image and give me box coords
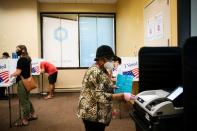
[112,56,122,82]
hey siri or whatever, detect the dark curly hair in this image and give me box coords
[2,52,10,58]
[113,56,121,64]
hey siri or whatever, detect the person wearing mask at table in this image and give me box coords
[11,45,37,126]
[77,45,134,131]
[112,56,122,82]
[40,61,58,100]
[0,52,10,100]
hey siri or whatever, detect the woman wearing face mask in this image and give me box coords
[77,45,129,131]
[11,45,37,126]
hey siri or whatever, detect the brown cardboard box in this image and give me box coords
[111,79,138,119]
[112,100,132,119]
[112,101,121,119]
[132,80,139,95]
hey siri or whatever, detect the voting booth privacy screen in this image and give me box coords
[0,59,17,85]
[31,58,42,75]
[0,59,42,86]
[138,47,182,93]
[183,37,197,130]
[114,57,138,93]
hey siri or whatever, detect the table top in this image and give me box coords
[0,83,14,87]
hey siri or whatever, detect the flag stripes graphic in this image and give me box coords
[131,68,139,78]
[0,71,9,83]
[123,71,134,76]
[32,66,40,73]
[122,68,139,78]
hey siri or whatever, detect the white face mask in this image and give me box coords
[104,62,114,72]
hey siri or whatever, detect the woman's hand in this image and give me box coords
[11,69,21,77]
[112,93,136,101]
[123,93,136,101]
[10,76,16,83]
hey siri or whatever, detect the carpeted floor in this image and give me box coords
[0,93,135,131]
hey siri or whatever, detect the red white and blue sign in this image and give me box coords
[0,59,16,85]
[32,66,40,74]
[0,71,9,83]
[121,57,139,79]
[31,59,42,75]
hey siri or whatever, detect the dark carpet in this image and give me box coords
[0,93,135,131]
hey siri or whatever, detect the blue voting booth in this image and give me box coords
[115,74,133,93]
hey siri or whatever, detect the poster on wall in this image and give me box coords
[146,17,155,41]
[144,0,170,47]
[121,57,139,80]
[146,12,164,41]
[154,12,164,39]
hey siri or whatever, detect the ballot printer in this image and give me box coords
[130,87,184,131]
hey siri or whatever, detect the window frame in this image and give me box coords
[40,12,116,69]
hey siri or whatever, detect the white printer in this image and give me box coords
[130,87,184,131]
[135,87,183,118]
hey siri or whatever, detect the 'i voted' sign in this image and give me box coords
[31,58,42,75]
[0,59,17,85]
[121,57,139,79]
[0,64,9,83]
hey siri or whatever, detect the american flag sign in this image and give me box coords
[32,66,40,74]
[0,71,9,83]
[123,68,139,78]
[131,68,139,78]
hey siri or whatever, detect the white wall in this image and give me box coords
[0,0,39,58]
[0,0,40,93]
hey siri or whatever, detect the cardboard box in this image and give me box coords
[112,100,131,119]
[132,80,139,95]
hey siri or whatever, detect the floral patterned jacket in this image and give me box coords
[77,64,114,125]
